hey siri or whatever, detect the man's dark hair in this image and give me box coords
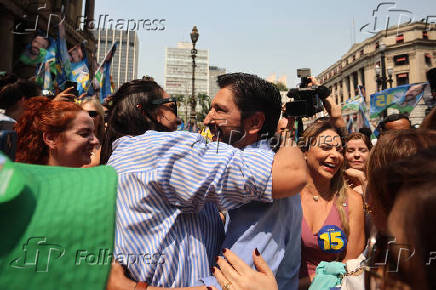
[427,68,436,93]
[217,73,281,139]
[380,113,411,131]
[0,79,40,110]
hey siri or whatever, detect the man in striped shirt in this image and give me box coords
[106,78,306,287]
[199,73,304,290]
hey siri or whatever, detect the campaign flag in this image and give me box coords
[90,42,118,102]
[19,38,57,91]
[369,83,428,118]
[55,22,71,90]
[341,94,369,133]
[71,44,91,95]
[100,61,113,103]
[39,39,57,92]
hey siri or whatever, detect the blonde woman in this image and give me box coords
[81,98,105,167]
[299,121,364,287]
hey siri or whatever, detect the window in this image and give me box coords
[425,53,432,66]
[396,34,404,43]
[394,54,409,65]
[396,73,409,86]
[375,41,380,50]
[423,31,428,40]
[360,49,364,57]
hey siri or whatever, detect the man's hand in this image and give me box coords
[106,262,136,290]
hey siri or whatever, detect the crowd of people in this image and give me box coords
[1,66,436,290]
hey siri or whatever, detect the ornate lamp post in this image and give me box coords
[190,26,199,127]
[375,42,388,117]
[375,65,382,92]
[387,67,394,88]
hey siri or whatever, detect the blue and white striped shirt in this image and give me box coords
[107,130,275,287]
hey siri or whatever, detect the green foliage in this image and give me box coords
[196,93,211,123]
[274,82,288,91]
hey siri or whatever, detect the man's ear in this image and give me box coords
[43,132,57,150]
[244,111,265,135]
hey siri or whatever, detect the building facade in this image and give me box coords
[164,42,209,121]
[94,29,139,90]
[208,66,226,98]
[318,22,436,106]
[0,0,96,76]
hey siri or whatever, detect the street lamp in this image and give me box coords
[375,42,388,117]
[190,26,199,127]
[379,42,388,90]
[375,64,382,91]
[387,67,394,88]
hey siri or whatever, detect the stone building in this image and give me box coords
[0,0,96,76]
[318,22,436,106]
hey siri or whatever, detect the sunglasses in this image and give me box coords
[152,97,178,117]
[87,111,98,118]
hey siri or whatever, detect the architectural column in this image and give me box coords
[84,0,95,30]
[0,12,15,72]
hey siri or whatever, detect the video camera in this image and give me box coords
[284,68,331,118]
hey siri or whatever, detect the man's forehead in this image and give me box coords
[212,87,236,105]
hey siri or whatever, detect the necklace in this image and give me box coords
[313,195,319,202]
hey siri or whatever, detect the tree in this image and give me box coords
[274,82,288,92]
[196,93,211,123]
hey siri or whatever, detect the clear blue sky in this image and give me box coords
[95,0,436,88]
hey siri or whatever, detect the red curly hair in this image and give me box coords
[15,97,83,164]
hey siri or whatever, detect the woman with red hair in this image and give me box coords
[15,97,99,167]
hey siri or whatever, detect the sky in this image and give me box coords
[94,0,436,89]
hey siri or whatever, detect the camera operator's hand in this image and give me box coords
[307,76,319,88]
[322,96,346,130]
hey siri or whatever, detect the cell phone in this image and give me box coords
[65,81,78,97]
[0,130,17,161]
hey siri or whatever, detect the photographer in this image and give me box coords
[278,73,346,144]
[307,76,346,132]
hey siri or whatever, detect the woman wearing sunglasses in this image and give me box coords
[81,98,105,167]
[101,79,181,164]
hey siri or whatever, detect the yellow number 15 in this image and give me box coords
[319,231,344,250]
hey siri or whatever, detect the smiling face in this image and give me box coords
[203,87,246,146]
[51,111,99,167]
[345,138,370,171]
[31,36,49,55]
[305,129,344,180]
[70,46,84,63]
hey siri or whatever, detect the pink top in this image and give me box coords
[299,199,348,278]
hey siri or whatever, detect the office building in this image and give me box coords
[94,29,139,90]
[164,42,209,120]
[209,66,226,98]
